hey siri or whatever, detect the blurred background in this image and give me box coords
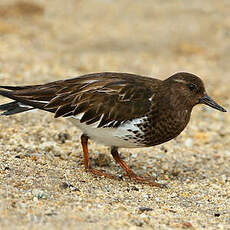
[0,1,230,229]
[0,0,230,91]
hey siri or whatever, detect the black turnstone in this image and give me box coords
[0,72,227,187]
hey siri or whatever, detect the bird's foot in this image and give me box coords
[86,168,118,180]
[123,172,167,188]
[85,168,166,187]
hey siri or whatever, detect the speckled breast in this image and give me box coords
[137,108,191,147]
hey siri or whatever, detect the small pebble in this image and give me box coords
[139,207,153,212]
[185,138,193,148]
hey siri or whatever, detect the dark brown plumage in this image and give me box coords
[0,72,227,187]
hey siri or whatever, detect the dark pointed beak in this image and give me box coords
[199,94,227,112]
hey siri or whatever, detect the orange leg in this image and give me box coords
[111,147,166,188]
[80,135,166,187]
[80,134,117,179]
[81,134,90,169]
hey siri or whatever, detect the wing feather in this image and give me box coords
[0,72,162,127]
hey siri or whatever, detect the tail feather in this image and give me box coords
[0,101,34,116]
[0,87,56,115]
[0,89,45,108]
[0,85,38,90]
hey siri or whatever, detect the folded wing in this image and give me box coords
[0,72,160,128]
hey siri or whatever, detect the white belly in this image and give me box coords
[68,116,146,148]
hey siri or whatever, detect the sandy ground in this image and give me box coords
[0,0,230,229]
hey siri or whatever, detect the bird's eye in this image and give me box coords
[187,83,196,91]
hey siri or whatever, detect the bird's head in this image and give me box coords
[164,72,227,112]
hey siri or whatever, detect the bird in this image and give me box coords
[0,72,227,187]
